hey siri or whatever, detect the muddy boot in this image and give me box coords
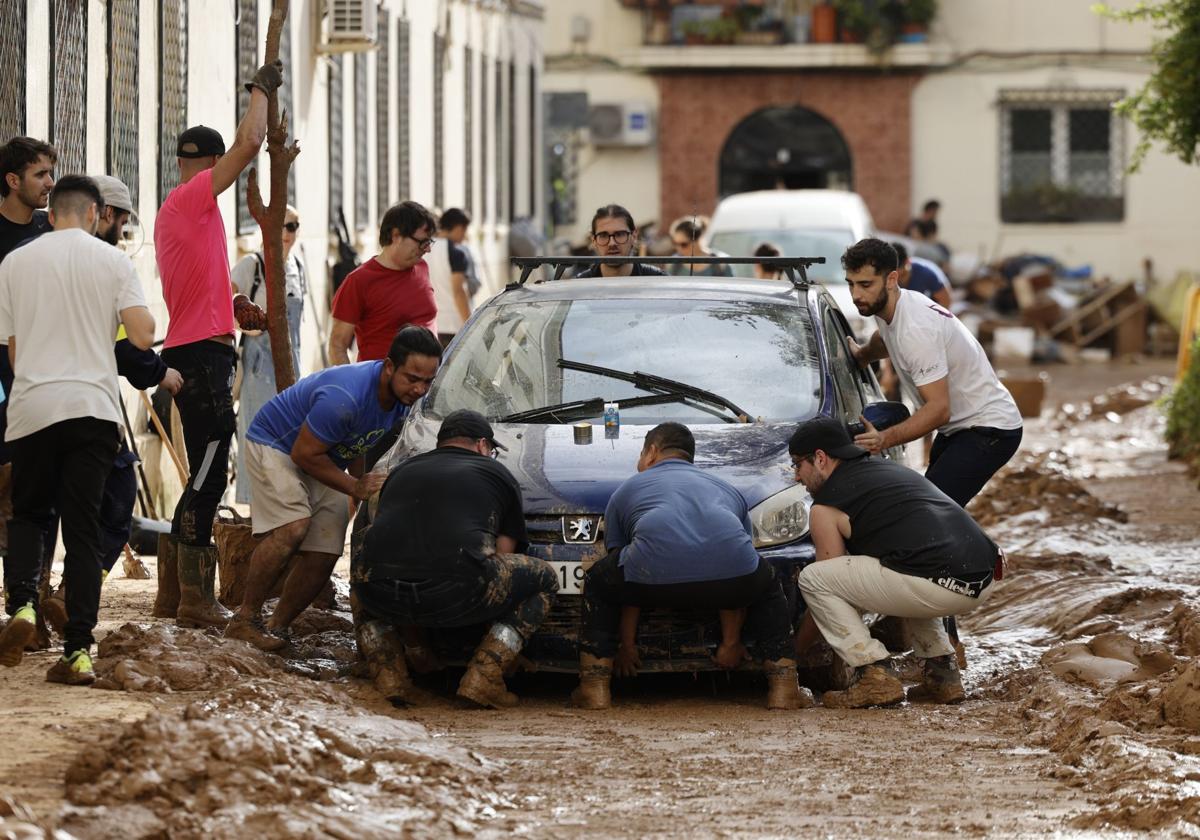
[571,653,613,710]
[41,585,68,635]
[0,603,36,667]
[906,654,965,705]
[357,620,416,705]
[45,649,95,686]
[821,658,905,709]
[175,544,233,630]
[765,658,814,710]
[225,614,287,652]
[457,624,522,709]
[152,533,181,619]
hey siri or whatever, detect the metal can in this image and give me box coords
[573,422,593,445]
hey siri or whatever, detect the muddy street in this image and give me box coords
[2,359,1198,838]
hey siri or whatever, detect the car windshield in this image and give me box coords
[707,228,851,285]
[426,297,820,424]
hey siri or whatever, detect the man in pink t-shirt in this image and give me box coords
[153,61,278,631]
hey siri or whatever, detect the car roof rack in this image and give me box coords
[508,256,825,289]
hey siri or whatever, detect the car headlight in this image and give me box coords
[749,483,811,548]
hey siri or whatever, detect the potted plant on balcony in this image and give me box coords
[833,0,903,52]
[899,0,937,42]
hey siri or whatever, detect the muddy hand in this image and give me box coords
[713,641,749,670]
[353,471,387,502]
[245,59,284,95]
[233,295,269,331]
[846,336,868,369]
[160,367,183,396]
[614,643,641,678]
[854,415,885,455]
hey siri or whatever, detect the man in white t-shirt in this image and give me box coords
[427,207,473,347]
[842,237,1023,505]
[0,175,156,686]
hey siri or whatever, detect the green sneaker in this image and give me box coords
[46,649,95,686]
[0,603,37,667]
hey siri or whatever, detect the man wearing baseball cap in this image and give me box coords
[351,408,560,709]
[789,416,1002,708]
[153,60,281,630]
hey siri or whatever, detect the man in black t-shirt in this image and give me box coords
[574,204,668,279]
[352,409,558,708]
[789,417,1001,709]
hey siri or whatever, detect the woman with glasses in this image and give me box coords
[668,217,732,278]
[232,204,306,503]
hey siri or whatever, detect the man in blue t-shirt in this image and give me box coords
[225,325,442,650]
[572,422,809,711]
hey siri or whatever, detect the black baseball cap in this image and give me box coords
[176,125,226,158]
[437,410,506,451]
[788,416,867,460]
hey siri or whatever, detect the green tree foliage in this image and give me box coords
[1165,339,1200,472]
[1095,1,1200,169]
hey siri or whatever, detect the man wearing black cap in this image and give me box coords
[152,61,281,631]
[351,409,559,709]
[788,416,1002,708]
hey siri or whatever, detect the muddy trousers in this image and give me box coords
[352,554,560,643]
[797,555,993,668]
[4,418,118,655]
[579,550,793,661]
[162,341,237,546]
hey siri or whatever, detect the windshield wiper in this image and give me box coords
[499,393,697,424]
[557,359,751,422]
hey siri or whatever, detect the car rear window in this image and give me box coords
[708,228,851,285]
[427,297,821,424]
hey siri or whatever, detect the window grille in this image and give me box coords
[508,62,516,222]
[354,52,368,228]
[999,89,1124,224]
[107,0,139,212]
[328,57,343,231]
[158,0,188,205]
[397,17,410,200]
[51,0,87,176]
[433,33,445,210]
[464,46,473,217]
[375,8,391,216]
[480,54,489,223]
[495,60,506,224]
[235,0,258,234]
[0,2,26,139]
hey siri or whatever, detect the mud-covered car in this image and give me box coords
[352,257,907,674]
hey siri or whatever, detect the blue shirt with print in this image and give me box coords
[604,459,759,585]
[247,360,407,468]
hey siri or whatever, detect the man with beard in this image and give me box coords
[574,205,667,279]
[842,238,1022,507]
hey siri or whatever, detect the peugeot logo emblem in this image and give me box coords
[562,515,601,544]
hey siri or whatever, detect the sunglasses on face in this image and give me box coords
[593,230,632,246]
[283,221,300,233]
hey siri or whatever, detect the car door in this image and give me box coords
[819,301,868,425]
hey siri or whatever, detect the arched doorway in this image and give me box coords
[718,107,853,196]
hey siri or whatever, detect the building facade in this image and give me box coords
[546,0,1200,283]
[1,0,545,375]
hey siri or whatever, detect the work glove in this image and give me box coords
[233,294,269,331]
[244,60,284,95]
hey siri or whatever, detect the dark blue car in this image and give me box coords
[355,260,904,673]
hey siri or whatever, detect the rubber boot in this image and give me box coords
[152,533,181,619]
[764,658,814,710]
[821,658,905,709]
[175,544,233,629]
[571,653,613,710]
[906,653,965,704]
[357,620,416,705]
[456,624,521,709]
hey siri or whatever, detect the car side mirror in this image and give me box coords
[862,400,910,431]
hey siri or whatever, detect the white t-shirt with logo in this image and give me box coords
[0,228,148,440]
[874,289,1021,435]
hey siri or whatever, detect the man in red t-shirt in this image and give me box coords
[328,201,438,364]
[152,62,278,630]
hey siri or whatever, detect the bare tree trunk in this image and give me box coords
[246,0,299,392]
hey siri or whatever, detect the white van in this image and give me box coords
[707,190,877,336]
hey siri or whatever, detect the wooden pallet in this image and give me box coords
[1049,281,1147,355]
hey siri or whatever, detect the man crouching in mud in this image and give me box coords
[789,417,1002,708]
[350,410,559,708]
[223,326,442,650]
[572,422,810,711]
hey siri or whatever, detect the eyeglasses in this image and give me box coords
[593,230,632,246]
[408,234,436,251]
[283,221,300,233]
[790,454,815,469]
[480,439,500,459]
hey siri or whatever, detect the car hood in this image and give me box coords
[391,414,801,514]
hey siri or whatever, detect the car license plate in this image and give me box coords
[554,561,585,595]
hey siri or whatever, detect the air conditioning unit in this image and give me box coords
[588,103,655,147]
[316,0,377,53]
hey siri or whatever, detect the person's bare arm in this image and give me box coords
[613,606,642,677]
[328,318,356,366]
[496,534,518,555]
[847,332,888,368]
[452,272,471,322]
[809,504,849,561]
[854,376,950,453]
[793,611,823,659]
[713,608,750,669]
[291,424,383,499]
[119,306,156,351]
[209,91,268,197]
[932,286,953,309]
